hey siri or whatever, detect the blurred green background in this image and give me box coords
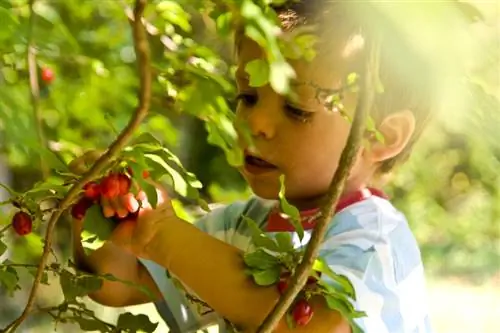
[0,0,498,332]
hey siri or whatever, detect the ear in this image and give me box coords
[363,110,416,163]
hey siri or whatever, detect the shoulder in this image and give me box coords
[194,196,274,243]
[323,196,422,279]
[321,196,431,332]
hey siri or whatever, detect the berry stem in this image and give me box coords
[256,39,381,333]
[0,224,12,235]
[0,1,152,331]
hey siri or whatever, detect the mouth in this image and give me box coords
[244,150,278,175]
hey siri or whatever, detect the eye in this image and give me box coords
[235,93,257,107]
[285,104,314,123]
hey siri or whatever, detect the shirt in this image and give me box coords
[139,190,433,333]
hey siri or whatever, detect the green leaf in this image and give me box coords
[245,59,270,87]
[0,266,20,295]
[72,316,111,332]
[313,258,356,298]
[82,205,115,242]
[243,249,280,269]
[131,132,163,147]
[145,153,191,198]
[242,216,280,252]
[216,12,233,36]
[0,7,19,41]
[324,293,366,333]
[116,312,159,333]
[274,232,294,252]
[156,0,191,32]
[0,239,6,257]
[60,269,102,301]
[269,61,295,95]
[128,161,158,208]
[251,266,281,286]
[278,175,303,240]
[27,267,49,285]
[101,273,156,301]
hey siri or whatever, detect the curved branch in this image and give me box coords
[256,40,380,333]
[0,0,151,332]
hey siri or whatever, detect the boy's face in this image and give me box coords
[234,36,365,208]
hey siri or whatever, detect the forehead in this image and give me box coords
[235,34,362,95]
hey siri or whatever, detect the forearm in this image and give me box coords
[143,217,276,329]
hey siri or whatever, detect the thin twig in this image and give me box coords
[0,1,151,331]
[26,0,49,178]
[256,39,380,333]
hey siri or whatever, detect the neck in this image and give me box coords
[287,182,367,211]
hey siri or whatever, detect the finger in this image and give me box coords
[101,197,116,218]
[110,196,129,219]
[122,193,140,213]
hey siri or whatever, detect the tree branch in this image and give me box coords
[0,0,151,331]
[26,0,49,178]
[256,39,380,333]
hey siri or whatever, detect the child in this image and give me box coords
[73,2,435,332]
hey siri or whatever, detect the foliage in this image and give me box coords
[0,0,498,332]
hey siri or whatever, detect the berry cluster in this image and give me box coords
[71,169,148,222]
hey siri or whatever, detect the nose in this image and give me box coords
[245,99,278,140]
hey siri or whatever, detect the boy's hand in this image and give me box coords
[110,199,176,260]
[69,149,169,253]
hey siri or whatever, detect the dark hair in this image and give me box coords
[271,1,438,173]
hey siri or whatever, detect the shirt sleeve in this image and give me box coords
[320,197,432,333]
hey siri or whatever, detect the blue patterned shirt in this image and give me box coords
[139,193,433,333]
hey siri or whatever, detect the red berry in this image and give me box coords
[142,170,150,178]
[117,173,131,195]
[41,68,55,83]
[100,173,120,198]
[83,182,101,201]
[292,299,313,326]
[306,276,318,285]
[277,280,288,294]
[12,211,33,236]
[71,198,93,220]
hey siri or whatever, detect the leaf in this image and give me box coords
[269,61,295,95]
[72,316,111,332]
[27,267,49,285]
[313,258,356,299]
[274,232,294,252]
[101,273,156,301]
[156,0,191,32]
[131,132,163,147]
[245,59,270,87]
[0,239,6,257]
[251,266,281,286]
[116,312,159,333]
[0,266,20,296]
[82,205,115,241]
[243,249,280,269]
[128,161,158,208]
[242,216,280,252]
[324,294,366,331]
[0,7,19,41]
[216,12,233,36]
[278,175,303,240]
[60,269,102,301]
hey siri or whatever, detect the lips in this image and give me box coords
[244,150,278,175]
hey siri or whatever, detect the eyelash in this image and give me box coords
[235,93,313,123]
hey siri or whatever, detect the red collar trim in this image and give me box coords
[266,187,388,232]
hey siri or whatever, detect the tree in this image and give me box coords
[0,0,497,332]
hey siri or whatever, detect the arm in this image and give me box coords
[72,218,162,307]
[142,216,350,332]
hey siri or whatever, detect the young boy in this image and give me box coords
[73,2,435,332]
